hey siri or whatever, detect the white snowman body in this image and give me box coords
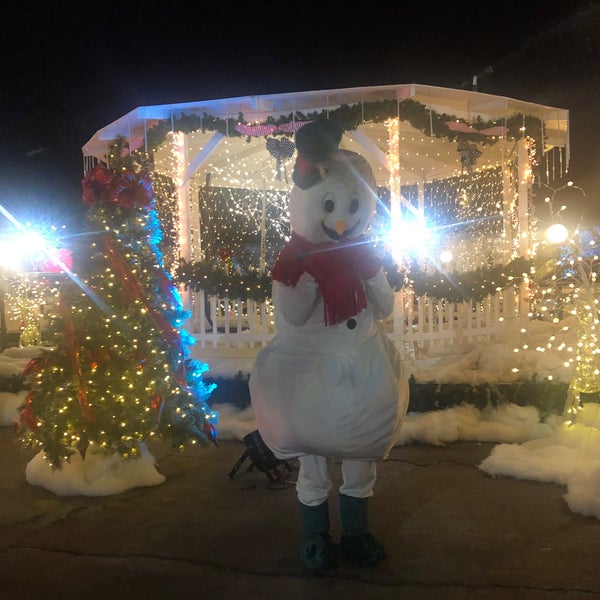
[249,144,409,461]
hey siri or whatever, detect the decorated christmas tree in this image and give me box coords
[16,139,218,471]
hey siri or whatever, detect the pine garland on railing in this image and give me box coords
[407,256,532,303]
[175,259,272,301]
[174,256,532,304]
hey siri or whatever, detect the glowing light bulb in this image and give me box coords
[546,223,569,244]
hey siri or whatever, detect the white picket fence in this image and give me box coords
[190,293,275,349]
[188,285,525,358]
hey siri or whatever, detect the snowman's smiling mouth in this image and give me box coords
[322,220,361,241]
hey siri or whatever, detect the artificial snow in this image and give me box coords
[0,345,43,428]
[0,346,167,496]
[4,325,600,520]
[26,444,166,496]
[0,390,27,426]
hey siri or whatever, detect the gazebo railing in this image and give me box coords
[190,291,275,349]
[188,286,523,357]
[388,286,521,358]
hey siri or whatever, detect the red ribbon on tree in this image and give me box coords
[19,391,38,431]
[150,392,164,421]
[58,296,95,422]
[155,269,183,309]
[103,233,182,350]
[21,356,48,379]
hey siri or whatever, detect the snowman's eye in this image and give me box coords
[324,198,335,213]
[349,198,359,214]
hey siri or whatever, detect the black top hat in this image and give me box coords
[292,120,343,189]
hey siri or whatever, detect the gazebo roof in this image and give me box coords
[82,83,570,189]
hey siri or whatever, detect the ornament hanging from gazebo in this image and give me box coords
[233,121,311,182]
[266,137,295,181]
[457,140,482,173]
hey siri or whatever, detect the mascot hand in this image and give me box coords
[275,275,319,326]
[364,269,395,318]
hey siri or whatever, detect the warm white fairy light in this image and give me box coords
[386,118,405,265]
[514,219,600,423]
[171,131,187,255]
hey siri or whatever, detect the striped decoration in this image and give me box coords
[234,121,312,137]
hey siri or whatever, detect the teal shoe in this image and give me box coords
[301,533,340,571]
[299,500,339,571]
[340,532,386,566]
[339,494,387,567]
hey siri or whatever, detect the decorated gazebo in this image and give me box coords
[82,83,570,350]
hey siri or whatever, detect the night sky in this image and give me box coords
[1,1,599,230]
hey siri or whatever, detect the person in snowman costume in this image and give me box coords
[249,119,409,571]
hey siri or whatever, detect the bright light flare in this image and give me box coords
[546,223,569,244]
[385,217,435,262]
[440,250,453,264]
[0,206,73,273]
[0,229,68,272]
[0,231,48,271]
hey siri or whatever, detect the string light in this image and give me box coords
[16,140,218,469]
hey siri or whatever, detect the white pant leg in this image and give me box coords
[297,455,332,506]
[339,459,377,498]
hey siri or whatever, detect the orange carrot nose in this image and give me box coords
[335,220,347,236]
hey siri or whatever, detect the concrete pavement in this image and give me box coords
[1,427,600,599]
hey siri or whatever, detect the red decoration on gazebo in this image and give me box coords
[234,124,277,137]
[234,121,312,137]
[277,121,311,134]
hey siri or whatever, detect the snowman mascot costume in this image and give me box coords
[249,119,409,571]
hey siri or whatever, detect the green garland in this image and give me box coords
[175,259,273,301]
[174,255,532,305]
[144,98,543,155]
[406,257,531,303]
[145,96,542,304]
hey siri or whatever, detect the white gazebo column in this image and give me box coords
[517,138,532,259]
[502,153,514,261]
[172,131,224,320]
[386,118,402,264]
[171,132,193,316]
[385,117,408,356]
[176,131,225,264]
[517,137,533,322]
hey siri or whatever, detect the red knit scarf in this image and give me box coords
[272,232,382,326]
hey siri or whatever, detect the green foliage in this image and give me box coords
[408,257,531,303]
[174,254,531,304]
[16,141,217,470]
[408,376,569,418]
[176,259,272,301]
[190,370,570,418]
[140,99,542,156]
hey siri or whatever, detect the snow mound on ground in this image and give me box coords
[479,403,600,520]
[0,390,27,426]
[26,444,165,496]
[396,402,559,446]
